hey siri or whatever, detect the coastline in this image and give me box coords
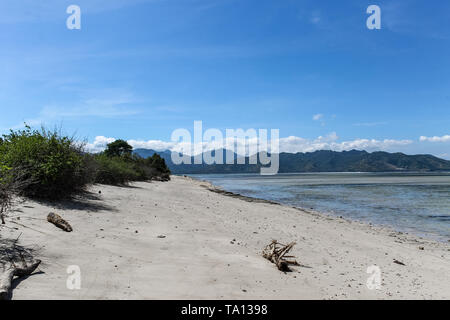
[189,172,450,243]
[194,175,450,243]
[1,176,449,299]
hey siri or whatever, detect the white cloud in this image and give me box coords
[85,136,116,153]
[127,139,176,151]
[419,135,450,143]
[312,113,323,121]
[85,137,178,154]
[277,135,412,154]
[85,132,413,156]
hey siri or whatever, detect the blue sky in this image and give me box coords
[0,0,449,158]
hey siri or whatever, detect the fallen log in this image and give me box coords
[47,212,73,232]
[262,240,300,272]
[0,259,41,300]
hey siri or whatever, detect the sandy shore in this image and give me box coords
[1,175,449,300]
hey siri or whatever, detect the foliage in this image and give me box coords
[0,165,36,223]
[104,139,133,158]
[94,154,143,185]
[146,153,170,174]
[0,126,92,199]
[93,151,171,185]
[0,126,171,202]
[93,139,171,185]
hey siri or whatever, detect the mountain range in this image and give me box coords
[134,149,450,174]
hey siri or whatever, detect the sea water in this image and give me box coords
[190,172,450,242]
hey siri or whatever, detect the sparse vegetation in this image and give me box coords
[0,166,35,223]
[0,125,170,208]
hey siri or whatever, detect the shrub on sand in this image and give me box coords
[0,126,92,199]
[0,127,172,200]
[93,154,143,185]
[93,141,171,185]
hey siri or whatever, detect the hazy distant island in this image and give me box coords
[134,149,450,174]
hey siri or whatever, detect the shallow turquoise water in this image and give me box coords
[190,172,450,242]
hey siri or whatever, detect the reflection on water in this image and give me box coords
[190,172,450,242]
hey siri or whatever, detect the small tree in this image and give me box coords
[148,154,170,174]
[104,140,133,158]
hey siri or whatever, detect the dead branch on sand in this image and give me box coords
[0,236,41,300]
[262,240,300,272]
[0,259,41,300]
[47,212,73,232]
[0,167,35,225]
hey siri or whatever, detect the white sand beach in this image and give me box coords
[1,176,449,300]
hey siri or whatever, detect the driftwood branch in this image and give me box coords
[262,240,300,272]
[0,259,41,300]
[47,212,73,232]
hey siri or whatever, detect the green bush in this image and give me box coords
[0,126,92,199]
[93,141,171,185]
[93,153,171,185]
[0,126,172,199]
[147,154,170,174]
[93,154,144,185]
[142,153,171,180]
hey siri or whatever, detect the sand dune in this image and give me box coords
[1,176,449,299]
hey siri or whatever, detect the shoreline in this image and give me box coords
[188,174,450,244]
[1,176,449,299]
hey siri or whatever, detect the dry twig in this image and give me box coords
[262,240,300,272]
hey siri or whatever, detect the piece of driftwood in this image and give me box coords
[262,240,300,272]
[393,259,406,266]
[47,212,73,232]
[0,259,41,300]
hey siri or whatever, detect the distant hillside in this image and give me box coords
[133,149,450,174]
